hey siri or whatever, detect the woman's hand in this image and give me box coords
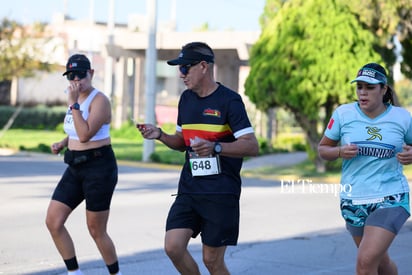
[397,144,412,165]
[66,83,80,105]
[339,144,358,159]
[51,142,64,154]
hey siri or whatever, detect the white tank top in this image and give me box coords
[63,89,110,141]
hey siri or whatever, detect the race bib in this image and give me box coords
[189,155,221,176]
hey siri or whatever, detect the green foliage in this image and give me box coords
[0,18,54,81]
[0,105,66,130]
[257,137,282,154]
[257,132,306,155]
[0,129,62,150]
[246,0,384,171]
[247,0,381,117]
[110,122,185,164]
[257,138,272,154]
[111,121,143,140]
[396,78,412,107]
[344,0,412,80]
[149,150,185,165]
[35,143,51,153]
[273,133,306,152]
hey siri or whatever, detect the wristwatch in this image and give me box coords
[70,103,80,110]
[213,142,222,155]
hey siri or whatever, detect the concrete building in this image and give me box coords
[12,12,260,129]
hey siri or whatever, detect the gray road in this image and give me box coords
[0,152,411,275]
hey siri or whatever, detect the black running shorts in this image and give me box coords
[52,145,118,211]
[166,194,240,247]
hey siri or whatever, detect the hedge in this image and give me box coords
[0,105,66,130]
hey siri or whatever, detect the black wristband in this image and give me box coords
[156,128,163,140]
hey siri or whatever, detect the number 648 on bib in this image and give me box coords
[189,155,221,176]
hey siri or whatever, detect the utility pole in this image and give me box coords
[170,0,176,30]
[143,0,158,162]
[87,0,95,56]
[104,0,114,99]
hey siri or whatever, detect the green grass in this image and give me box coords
[0,126,185,165]
[0,129,62,151]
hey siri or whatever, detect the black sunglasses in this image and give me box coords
[66,71,88,81]
[179,61,201,75]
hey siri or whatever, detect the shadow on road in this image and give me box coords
[23,221,412,275]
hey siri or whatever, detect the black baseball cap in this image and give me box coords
[167,42,214,66]
[63,54,91,76]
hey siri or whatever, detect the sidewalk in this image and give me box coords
[242,151,308,170]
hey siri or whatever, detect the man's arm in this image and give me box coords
[190,133,259,158]
[137,124,186,152]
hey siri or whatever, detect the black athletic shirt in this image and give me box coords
[176,83,254,196]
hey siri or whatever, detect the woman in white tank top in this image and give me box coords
[45,54,122,275]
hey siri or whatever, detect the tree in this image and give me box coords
[397,3,412,79]
[0,18,53,82]
[344,0,412,83]
[245,0,382,172]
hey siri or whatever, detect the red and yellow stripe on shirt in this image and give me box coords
[182,123,232,146]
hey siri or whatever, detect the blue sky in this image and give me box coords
[2,0,266,31]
